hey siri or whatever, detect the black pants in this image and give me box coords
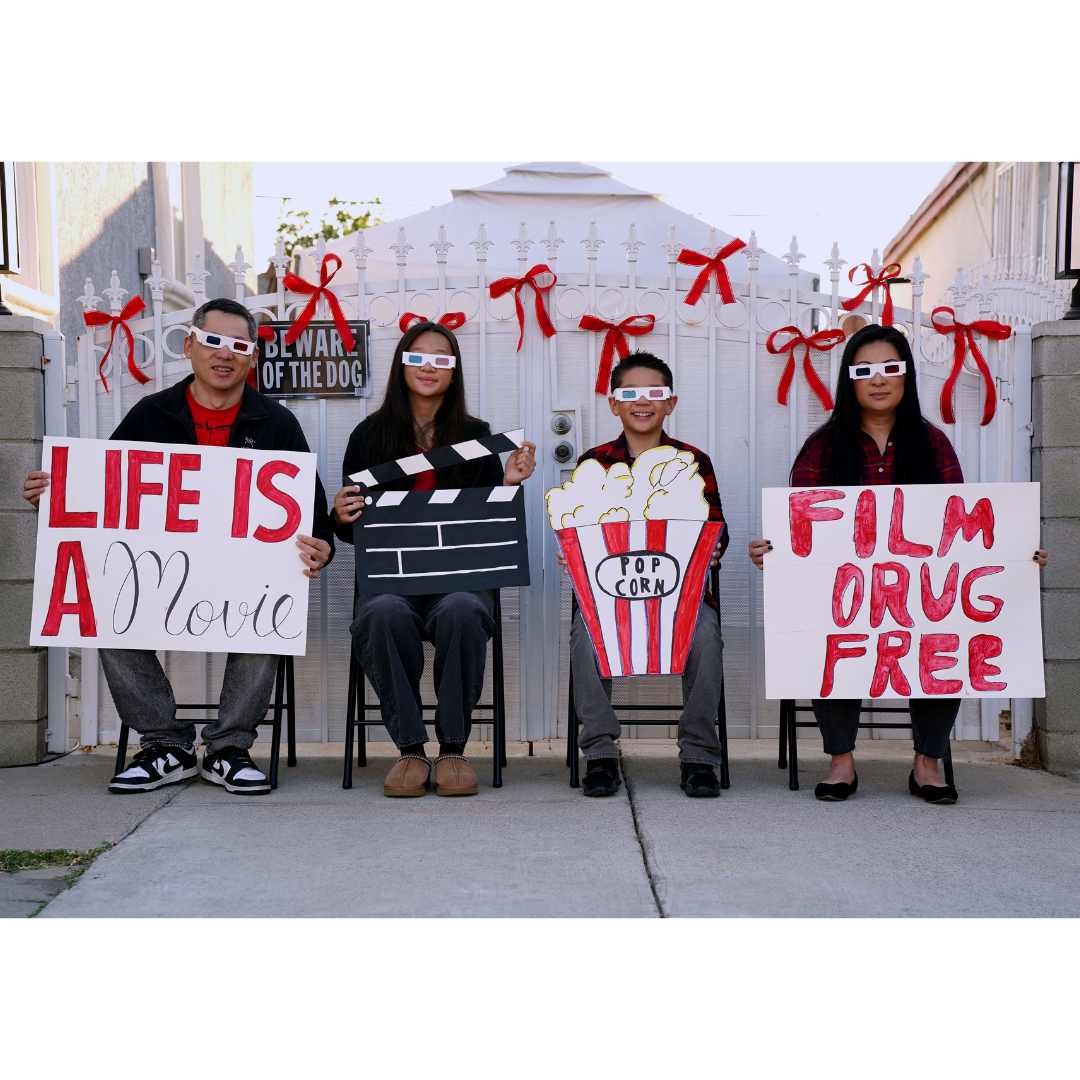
[811,698,960,760]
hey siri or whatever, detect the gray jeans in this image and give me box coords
[98,649,280,754]
[570,604,725,766]
[350,591,494,750]
[811,698,960,759]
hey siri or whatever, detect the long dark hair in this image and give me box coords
[795,323,939,485]
[360,322,481,489]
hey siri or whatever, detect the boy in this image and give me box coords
[558,351,728,797]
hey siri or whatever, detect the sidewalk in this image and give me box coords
[3,740,1079,918]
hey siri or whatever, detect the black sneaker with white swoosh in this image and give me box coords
[109,743,198,793]
[200,746,272,795]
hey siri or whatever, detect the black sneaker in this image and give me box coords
[200,747,271,795]
[109,743,198,793]
[680,763,721,798]
[582,758,622,797]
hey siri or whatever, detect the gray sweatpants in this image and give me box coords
[99,649,280,754]
[570,604,725,766]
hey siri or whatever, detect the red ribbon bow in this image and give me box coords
[677,238,747,307]
[83,296,149,391]
[398,311,467,333]
[842,262,902,327]
[931,307,1011,427]
[766,326,846,411]
[578,314,656,394]
[489,264,557,351]
[283,253,355,354]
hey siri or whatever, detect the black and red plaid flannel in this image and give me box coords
[790,424,964,487]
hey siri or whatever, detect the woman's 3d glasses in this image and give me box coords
[848,359,908,380]
[402,351,456,369]
[612,385,673,402]
[188,326,257,356]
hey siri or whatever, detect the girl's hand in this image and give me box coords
[23,471,49,509]
[1034,548,1048,569]
[333,485,364,524]
[503,441,537,485]
[556,549,569,576]
[748,538,772,570]
[710,540,723,568]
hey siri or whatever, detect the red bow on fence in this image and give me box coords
[931,306,1011,426]
[579,314,657,394]
[677,238,747,306]
[842,262,902,327]
[398,311,467,333]
[83,296,148,391]
[283,253,355,353]
[489,264,557,351]
[249,326,277,387]
[766,326,846,411]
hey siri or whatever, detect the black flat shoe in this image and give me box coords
[908,770,958,804]
[582,758,622,797]
[814,773,858,801]
[680,763,721,798]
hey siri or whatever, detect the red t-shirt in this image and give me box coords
[186,387,242,447]
[412,444,436,490]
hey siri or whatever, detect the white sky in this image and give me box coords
[253,162,951,280]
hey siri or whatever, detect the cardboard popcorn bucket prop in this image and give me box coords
[546,446,724,676]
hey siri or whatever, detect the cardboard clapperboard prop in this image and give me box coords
[349,430,531,595]
[546,446,725,677]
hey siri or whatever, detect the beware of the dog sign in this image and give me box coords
[256,320,370,398]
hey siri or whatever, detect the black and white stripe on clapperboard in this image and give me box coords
[348,429,531,596]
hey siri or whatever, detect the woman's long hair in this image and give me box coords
[360,322,480,488]
[796,323,939,485]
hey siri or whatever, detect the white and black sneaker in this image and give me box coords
[109,743,198,793]
[200,746,271,795]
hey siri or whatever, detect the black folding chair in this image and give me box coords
[566,565,729,788]
[778,699,955,791]
[114,655,296,789]
[343,589,508,789]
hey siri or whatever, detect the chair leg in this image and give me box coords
[788,703,800,791]
[717,677,730,789]
[569,697,580,788]
[268,659,286,789]
[778,699,789,768]
[492,589,507,774]
[358,664,368,767]
[344,653,357,790]
[565,663,575,768]
[115,724,130,777]
[285,655,297,767]
[943,740,955,789]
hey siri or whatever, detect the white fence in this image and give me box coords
[52,219,1038,753]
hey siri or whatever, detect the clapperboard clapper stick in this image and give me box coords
[349,430,532,596]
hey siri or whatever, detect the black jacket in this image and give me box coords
[334,415,504,546]
[111,374,335,558]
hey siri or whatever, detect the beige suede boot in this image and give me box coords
[383,755,431,797]
[434,754,478,796]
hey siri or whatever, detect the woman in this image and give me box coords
[749,324,1048,804]
[333,321,535,798]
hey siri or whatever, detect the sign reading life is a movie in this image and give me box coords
[256,320,371,398]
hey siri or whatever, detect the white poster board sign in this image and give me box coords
[29,437,316,655]
[762,483,1044,700]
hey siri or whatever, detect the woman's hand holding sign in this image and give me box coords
[333,485,365,525]
[23,470,49,509]
[748,537,773,569]
[503,441,537,485]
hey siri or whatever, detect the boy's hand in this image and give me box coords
[296,535,331,579]
[1034,548,1048,568]
[710,540,723,568]
[748,538,772,570]
[23,471,49,510]
[556,549,569,576]
[333,485,364,524]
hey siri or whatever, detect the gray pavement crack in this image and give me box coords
[619,752,666,918]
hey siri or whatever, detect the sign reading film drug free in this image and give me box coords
[256,320,370,398]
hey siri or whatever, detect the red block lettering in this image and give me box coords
[821,634,869,697]
[938,495,995,557]
[870,631,912,697]
[831,563,864,627]
[40,541,97,636]
[854,489,876,558]
[969,634,1007,692]
[253,460,302,543]
[920,562,959,622]
[888,487,933,557]
[870,561,914,628]
[789,489,844,557]
[961,566,1004,622]
[126,450,164,529]
[165,453,201,533]
[48,445,97,528]
[919,633,962,694]
[104,449,121,529]
[232,458,253,538]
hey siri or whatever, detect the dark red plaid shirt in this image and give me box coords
[790,424,964,486]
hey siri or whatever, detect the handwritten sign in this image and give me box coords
[762,483,1044,699]
[29,437,316,655]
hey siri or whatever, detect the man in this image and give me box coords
[558,351,728,798]
[23,297,334,796]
